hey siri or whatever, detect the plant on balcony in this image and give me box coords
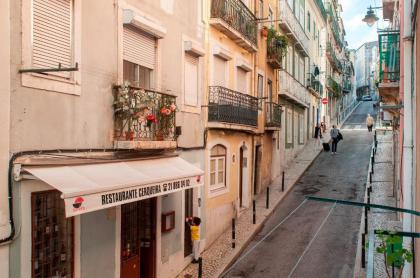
[267,27,288,61]
[157,100,177,140]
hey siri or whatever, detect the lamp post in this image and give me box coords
[362,6,381,27]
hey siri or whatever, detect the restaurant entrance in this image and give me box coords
[120,198,156,278]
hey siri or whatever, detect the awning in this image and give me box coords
[23,156,204,217]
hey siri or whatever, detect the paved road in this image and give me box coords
[223,101,377,278]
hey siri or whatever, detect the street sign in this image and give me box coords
[322,98,328,104]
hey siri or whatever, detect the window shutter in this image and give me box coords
[32,0,73,78]
[236,67,248,94]
[184,54,199,106]
[213,56,226,86]
[123,26,156,69]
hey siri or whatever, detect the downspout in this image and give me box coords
[402,0,414,276]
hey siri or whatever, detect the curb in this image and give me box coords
[215,147,325,278]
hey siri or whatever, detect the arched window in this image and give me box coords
[210,145,227,191]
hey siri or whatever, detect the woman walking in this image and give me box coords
[366,114,374,132]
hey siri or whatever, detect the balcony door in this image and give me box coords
[213,56,227,87]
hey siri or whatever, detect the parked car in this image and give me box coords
[362,95,372,101]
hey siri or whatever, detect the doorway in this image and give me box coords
[184,189,193,257]
[239,146,249,208]
[121,198,156,278]
[253,145,261,195]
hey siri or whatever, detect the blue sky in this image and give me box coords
[341,0,383,50]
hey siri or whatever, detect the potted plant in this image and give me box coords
[261,26,269,37]
[157,102,177,141]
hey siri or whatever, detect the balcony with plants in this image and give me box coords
[210,0,258,52]
[327,41,343,72]
[265,102,282,129]
[266,27,288,69]
[113,85,177,149]
[208,86,258,128]
[326,76,342,98]
[278,0,310,56]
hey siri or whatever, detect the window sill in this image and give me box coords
[208,186,229,198]
[22,72,81,95]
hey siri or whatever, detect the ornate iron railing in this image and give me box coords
[379,31,400,83]
[328,4,344,50]
[210,0,258,45]
[327,76,342,97]
[279,70,311,107]
[342,79,352,92]
[267,41,285,69]
[327,41,343,72]
[265,102,282,127]
[315,0,328,21]
[113,85,177,141]
[208,86,258,126]
[308,74,323,96]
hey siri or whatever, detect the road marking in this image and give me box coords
[287,202,337,278]
[221,199,309,277]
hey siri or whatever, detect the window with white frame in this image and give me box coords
[299,0,305,28]
[32,0,74,78]
[184,54,199,106]
[213,56,227,86]
[210,145,227,191]
[123,26,156,89]
[257,74,264,103]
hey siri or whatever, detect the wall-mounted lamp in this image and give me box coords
[362,6,381,27]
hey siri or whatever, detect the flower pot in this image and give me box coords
[125,131,135,141]
[261,27,268,37]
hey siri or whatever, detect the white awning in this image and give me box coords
[23,156,204,217]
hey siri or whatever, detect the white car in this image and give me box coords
[362,95,372,101]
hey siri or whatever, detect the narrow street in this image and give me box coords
[223,101,377,278]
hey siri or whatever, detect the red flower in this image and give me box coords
[146,114,156,122]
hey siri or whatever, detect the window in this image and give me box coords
[313,21,316,39]
[299,57,305,85]
[259,0,263,18]
[210,145,227,191]
[268,79,273,101]
[184,54,199,106]
[213,56,227,86]
[299,114,304,144]
[32,191,74,278]
[299,0,305,27]
[32,0,73,78]
[237,67,248,94]
[123,26,156,88]
[123,61,152,89]
[269,8,273,27]
[307,12,311,32]
[257,74,264,109]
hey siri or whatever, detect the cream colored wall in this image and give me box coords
[0,0,11,276]
[204,131,253,246]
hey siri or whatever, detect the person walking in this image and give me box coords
[330,125,340,154]
[366,114,374,132]
[314,124,323,150]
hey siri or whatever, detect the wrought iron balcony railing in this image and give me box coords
[113,85,176,142]
[315,0,328,21]
[208,86,258,127]
[379,31,400,83]
[327,76,342,97]
[342,79,352,92]
[328,4,344,50]
[265,102,282,128]
[327,41,343,72]
[278,0,310,56]
[279,70,311,107]
[210,0,258,47]
[267,41,285,69]
[307,74,323,96]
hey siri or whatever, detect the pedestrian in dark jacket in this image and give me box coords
[330,125,340,154]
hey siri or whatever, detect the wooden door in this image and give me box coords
[121,202,141,278]
[139,198,156,278]
[184,189,193,257]
[239,147,244,207]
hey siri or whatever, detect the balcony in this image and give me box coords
[278,0,310,56]
[314,0,328,21]
[326,76,342,98]
[208,86,258,127]
[328,4,344,50]
[327,42,343,72]
[307,74,323,98]
[210,0,258,52]
[113,85,177,149]
[279,70,310,108]
[342,79,352,92]
[265,102,282,129]
[267,36,287,69]
[378,30,400,102]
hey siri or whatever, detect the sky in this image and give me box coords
[341,0,384,50]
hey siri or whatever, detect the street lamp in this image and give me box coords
[362,6,380,27]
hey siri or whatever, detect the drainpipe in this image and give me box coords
[402,0,414,276]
